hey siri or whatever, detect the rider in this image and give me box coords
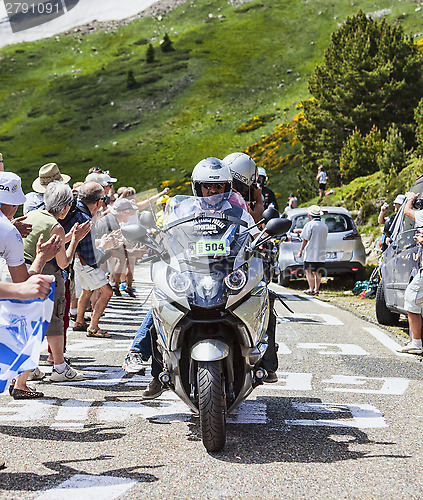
[223,153,279,383]
[257,166,279,211]
[222,152,264,223]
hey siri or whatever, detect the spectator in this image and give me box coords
[297,205,328,295]
[23,181,91,381]
[316,165,327,202]
[398,193,423,353]
[257,167,278,210]
[288,193,298,210]
[0,171,61,398]
[96,198,140,297]
[23,163,71,215]
[378,194,406,251]
[62,181,122,338]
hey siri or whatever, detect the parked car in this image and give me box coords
[278,206,366,286]
[376,176,423,325]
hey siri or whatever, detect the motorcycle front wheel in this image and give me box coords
[197,360,226,452]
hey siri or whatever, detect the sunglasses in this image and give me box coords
[202,183,225,190]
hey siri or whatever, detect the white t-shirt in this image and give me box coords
[0,211,25,268]
[301,218,328,262]
[318,171,327,184]
[415,210,423,227]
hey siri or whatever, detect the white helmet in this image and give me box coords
[223,152,257,186]
[191,157,232,197]
[257,166,267,180]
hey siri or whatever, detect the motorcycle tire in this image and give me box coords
[197,360,226,452]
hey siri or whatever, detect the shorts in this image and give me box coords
[43,262,65,337]
[74,257,108,291]
[304,261,325,273]
[404,269,423,313]
[319,183,327,190]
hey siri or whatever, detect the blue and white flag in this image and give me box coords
[0,282,55,393]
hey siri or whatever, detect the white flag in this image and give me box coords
[0,282,55,393]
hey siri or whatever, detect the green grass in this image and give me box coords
[0,0,422,198]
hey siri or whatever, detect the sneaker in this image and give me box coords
[27,367,46,381]
[122,352,146,374]
[264,371,278,383]
[119,281,127,291]
[50,364,85,382]
[397,342,423,354]
[142,378,166,399]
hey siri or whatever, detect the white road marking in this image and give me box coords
[36,474,137,500]
[276,342,292,355]
[286,402,387,428]
[0,400,56,422]
[50,423,85,430]
[55,399,94,421]
[277,313,343,325]
[362,327,411,357]
[257,372,313,391]
[322,375,409,395]
[297,343,370,356]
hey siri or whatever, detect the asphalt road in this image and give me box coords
[0,264,422,499]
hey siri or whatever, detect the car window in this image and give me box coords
[322,213,353,232]
[290,213,353,233]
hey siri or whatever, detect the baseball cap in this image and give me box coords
[0,172,27,205]
[85,172,108,186]
[394,194,406,205]
[112,198,137,213]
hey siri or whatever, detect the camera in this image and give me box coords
[413,198,423,210]
[382,202,389,210]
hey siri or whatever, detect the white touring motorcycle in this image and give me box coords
[122,194,291,452]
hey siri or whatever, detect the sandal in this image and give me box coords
[86,327,111,338]
[12,388,44,399]
[304,290,315,295]
[73,321,89,331]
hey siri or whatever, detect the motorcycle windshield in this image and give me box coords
[151,193,262,308]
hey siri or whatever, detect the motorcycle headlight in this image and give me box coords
[168,271,190,294]
[224,269,247,292]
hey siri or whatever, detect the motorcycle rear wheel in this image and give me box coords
[197,360,226,452]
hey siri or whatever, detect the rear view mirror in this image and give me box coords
[262,206,279,222]
[139,210,156,229]
[121,224,147,242]
[265,217,292,237]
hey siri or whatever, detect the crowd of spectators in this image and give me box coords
[0,156,169,398]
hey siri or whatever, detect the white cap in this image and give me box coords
[85,172,108,186]
[0,172,26,205]
[394,194,406,205]
[101,173,117,184]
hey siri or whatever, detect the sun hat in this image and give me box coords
[0,172,27,205]
[111,198,137,213]
[394,194,406,205]
[308,205,322,217]
[32,163,71,193]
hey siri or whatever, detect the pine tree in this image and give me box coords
[146,43,155,63]
[339,126,383,183]
[377,124,406,175]
[126,70,137,90]
[296,11,423,192]
[161,33,174,53]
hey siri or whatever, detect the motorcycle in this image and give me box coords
[122,193,291,452]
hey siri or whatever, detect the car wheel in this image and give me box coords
[279,274,291,286]
[375,280,400,326]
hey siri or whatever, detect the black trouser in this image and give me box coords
[260,293,278,373]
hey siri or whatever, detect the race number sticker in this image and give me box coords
[196,240,227,256]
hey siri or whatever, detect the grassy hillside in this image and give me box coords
[1,0,423,202]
